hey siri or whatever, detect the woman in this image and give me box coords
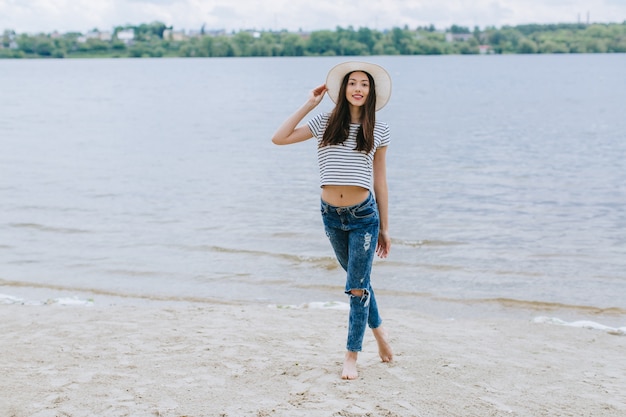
[271,61,393,380]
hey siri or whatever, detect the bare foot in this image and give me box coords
[372,326,393,362]
[342,351,359,380]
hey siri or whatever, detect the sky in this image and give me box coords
[1,0,625,34]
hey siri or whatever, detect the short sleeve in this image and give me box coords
[307,113,329,140]
[376,122,390,148]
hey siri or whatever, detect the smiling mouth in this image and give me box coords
[352,95,363,100]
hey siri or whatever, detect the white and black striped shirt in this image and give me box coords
[307,113,390,191]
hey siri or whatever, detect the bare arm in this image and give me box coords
[271,84,327,145]
[373,146,390,258]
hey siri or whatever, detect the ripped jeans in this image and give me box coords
[321,192,383,352]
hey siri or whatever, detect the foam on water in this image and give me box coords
[269,301,349,310]
[0,293,94,306]
[533,316,626,336]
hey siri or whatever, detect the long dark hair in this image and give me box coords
[320,71,377,153]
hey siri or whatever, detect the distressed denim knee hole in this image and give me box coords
[347,288,370,308]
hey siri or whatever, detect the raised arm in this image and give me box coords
[271,84,327,145]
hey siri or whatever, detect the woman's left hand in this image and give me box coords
[376,231,391,258]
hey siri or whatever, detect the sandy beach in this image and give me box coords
[1,296,625,417]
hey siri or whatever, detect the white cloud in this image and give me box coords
[0,0,624,33]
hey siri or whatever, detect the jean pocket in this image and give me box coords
[352,201,377,219]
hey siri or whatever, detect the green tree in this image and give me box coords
[608,30,626,52]
[372,37,399,55]
[233,31,254,56]
[450,25,471,34]
[136,21,168,40]
[457,38,479,54]
[414,39,445,54]
[390,27,415,54]
[211,37,236,57]
[307,30,337,55]
[488,27,523,53]
[281,33,305,56]
[2,30,15,48]
[585,39,608,53]
[128,43,151,57]
[356,27,378,53]
[538,40,569,53]
[35,38,55,56]
[337,38,368,55]
[111,40,126,51]
[16,34,37,54]
[585,24,610,38]
[85,38,110,52]
[259,32,283,56]
[517,38,538,53]
[199,36,214,57]
[473,26,482,41]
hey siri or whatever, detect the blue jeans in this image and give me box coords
[320,192,383,352]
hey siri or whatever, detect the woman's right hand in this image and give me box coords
[271,84,327,145]
[308,84,327,107]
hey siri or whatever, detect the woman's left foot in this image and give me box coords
[372,326,393,362]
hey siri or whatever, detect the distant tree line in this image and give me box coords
[1,21,625,59]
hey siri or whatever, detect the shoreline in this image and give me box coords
[2,295,625,416]
[2,278,626,329]
[3,287,625,338]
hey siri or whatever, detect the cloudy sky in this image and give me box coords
[2,0,625,34]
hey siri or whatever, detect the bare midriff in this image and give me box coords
[321,185,370,207]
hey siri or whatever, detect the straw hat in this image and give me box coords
[325,61,392,111]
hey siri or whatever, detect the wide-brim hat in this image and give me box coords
[325,61,392,111]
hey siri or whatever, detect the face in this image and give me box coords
[344,71,370,108]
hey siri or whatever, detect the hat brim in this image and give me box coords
[325,61,392,111]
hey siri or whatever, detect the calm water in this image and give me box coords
[1,55,625,323]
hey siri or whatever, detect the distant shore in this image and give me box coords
[2,22,625,59]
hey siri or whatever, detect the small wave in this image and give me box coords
[0,294,32,305]
[0,278,240,306]
[271,232,302,238]
[104,269,162,277]
[9,222,90,234]
[393,238,466,248]
[437,296,626,316]
[90,193,121,199]
[177,244,339,269]
[48,297,95,306]
[371,258,465,272]
[269,301,349,310]
[0,293,94,306]
[533,316,626,336]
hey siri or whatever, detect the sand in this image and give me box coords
[1,298,625,417]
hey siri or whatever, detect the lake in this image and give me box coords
[1,54,625,325]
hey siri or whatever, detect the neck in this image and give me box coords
[349,106,362,124]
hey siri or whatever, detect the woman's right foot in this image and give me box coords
[342,351,359,380]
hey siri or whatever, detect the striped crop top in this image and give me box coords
[307,113,390,191]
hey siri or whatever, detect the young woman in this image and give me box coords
[271,61,393,380]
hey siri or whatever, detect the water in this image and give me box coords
[1,55,625,324]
